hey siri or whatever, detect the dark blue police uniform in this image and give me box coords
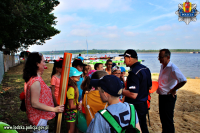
[125,62,152,133]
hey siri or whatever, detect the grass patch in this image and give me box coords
[0,63,29,132]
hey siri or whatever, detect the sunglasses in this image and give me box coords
[157,56,167,59]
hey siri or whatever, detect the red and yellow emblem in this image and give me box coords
[183,1,192,13]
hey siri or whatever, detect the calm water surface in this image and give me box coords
[44,53,200,78]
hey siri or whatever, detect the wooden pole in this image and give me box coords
[56,53,72,133]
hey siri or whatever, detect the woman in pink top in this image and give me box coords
[51,59,63,106]
[23,52,64,132]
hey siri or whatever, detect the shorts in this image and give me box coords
[64,110,77,122]
[33,119,48,133]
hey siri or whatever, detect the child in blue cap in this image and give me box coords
[65,67,82,133]
[120,67,126,86]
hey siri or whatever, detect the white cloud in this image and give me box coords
[154,25,172,31]
[171,0,184,3]
[148,12,175,22]
[124,12,176,30]
[104,33,119,38]
[124,31,138,36]
[171,0,199,4]
[73,40,81,44]
[186,42,192,45]
[107,26,118,30]
[151,42,157,45]
[54,0,133,13]
[72,23,93,28]
[70,29,91,36]
[184,36,191,39]
[148,2,167,12]
[157,33,166,36]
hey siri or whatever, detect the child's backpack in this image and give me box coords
[98,104,140,133]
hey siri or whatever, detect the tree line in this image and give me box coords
[41,49,200,55]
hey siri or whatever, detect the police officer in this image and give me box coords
[119,49,152,133]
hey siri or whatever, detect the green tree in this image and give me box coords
[0,0,60,52]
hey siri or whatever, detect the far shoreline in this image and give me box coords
[42,52,199,55]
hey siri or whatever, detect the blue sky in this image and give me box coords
[29,0,200,52]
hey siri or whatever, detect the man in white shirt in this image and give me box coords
[157,49,187,133]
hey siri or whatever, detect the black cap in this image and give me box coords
[119,49,138,58]
[72,59,87,67]
[90,75,123,97]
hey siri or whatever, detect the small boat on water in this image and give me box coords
[45,56,59,63]
[84,55,113,60]
[88,56,98,60]
[99,55,113,60]
[89,57,98,60]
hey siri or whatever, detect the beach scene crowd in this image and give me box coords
[0,48,188,133]
[1,0,200,132]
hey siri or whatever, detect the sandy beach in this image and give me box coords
[0,63,200,133]
[148,78,200,133]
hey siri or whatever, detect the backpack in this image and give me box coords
[98,104,140,133]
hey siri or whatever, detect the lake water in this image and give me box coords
[43,53,200,78]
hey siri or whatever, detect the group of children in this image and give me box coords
[50,58,127,133]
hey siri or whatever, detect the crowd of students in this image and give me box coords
[23,48,187,133]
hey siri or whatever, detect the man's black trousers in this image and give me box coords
[159,94,177,133]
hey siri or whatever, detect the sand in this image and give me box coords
[148,76,200,133]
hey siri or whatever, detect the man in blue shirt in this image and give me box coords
[77,53,84,61]
[119,49,152,133]
[87,75,141,133]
